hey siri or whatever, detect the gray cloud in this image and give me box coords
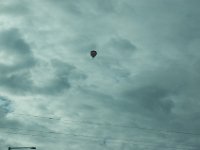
[48,0,118,16]
[0,96,12,117]
[35,60,75,95]
[1,0,200,150]
[0,28,32,55]
[0,1,30,15]
[125,86,174,115]
[0,28,36,72]
[105,37,136,55]
[0,29,36,94]
[0,72,33,94]
[0,29,87,95]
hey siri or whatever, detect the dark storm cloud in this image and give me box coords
[0,28,36,72]
[0,72,33,93]
[0,96,12,117]
[0,28,36,94]
[0,28,32,55]
[0,29,87,95]
[123,86,174,118]
[121,59,199,116]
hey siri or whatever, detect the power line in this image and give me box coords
[0,126,163,143]
[0,130,198,150]
[6,111,200,136]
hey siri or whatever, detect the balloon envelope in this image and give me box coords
[90,50,97,58]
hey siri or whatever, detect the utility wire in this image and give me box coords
[0,126,165,143]
[5,111,200,136]
[0,130,198,150]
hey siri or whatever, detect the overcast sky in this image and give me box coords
[0,0,200,150]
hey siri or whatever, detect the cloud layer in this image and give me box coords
[0,0,200,150]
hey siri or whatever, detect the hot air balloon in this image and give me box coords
[90,50,97,58]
